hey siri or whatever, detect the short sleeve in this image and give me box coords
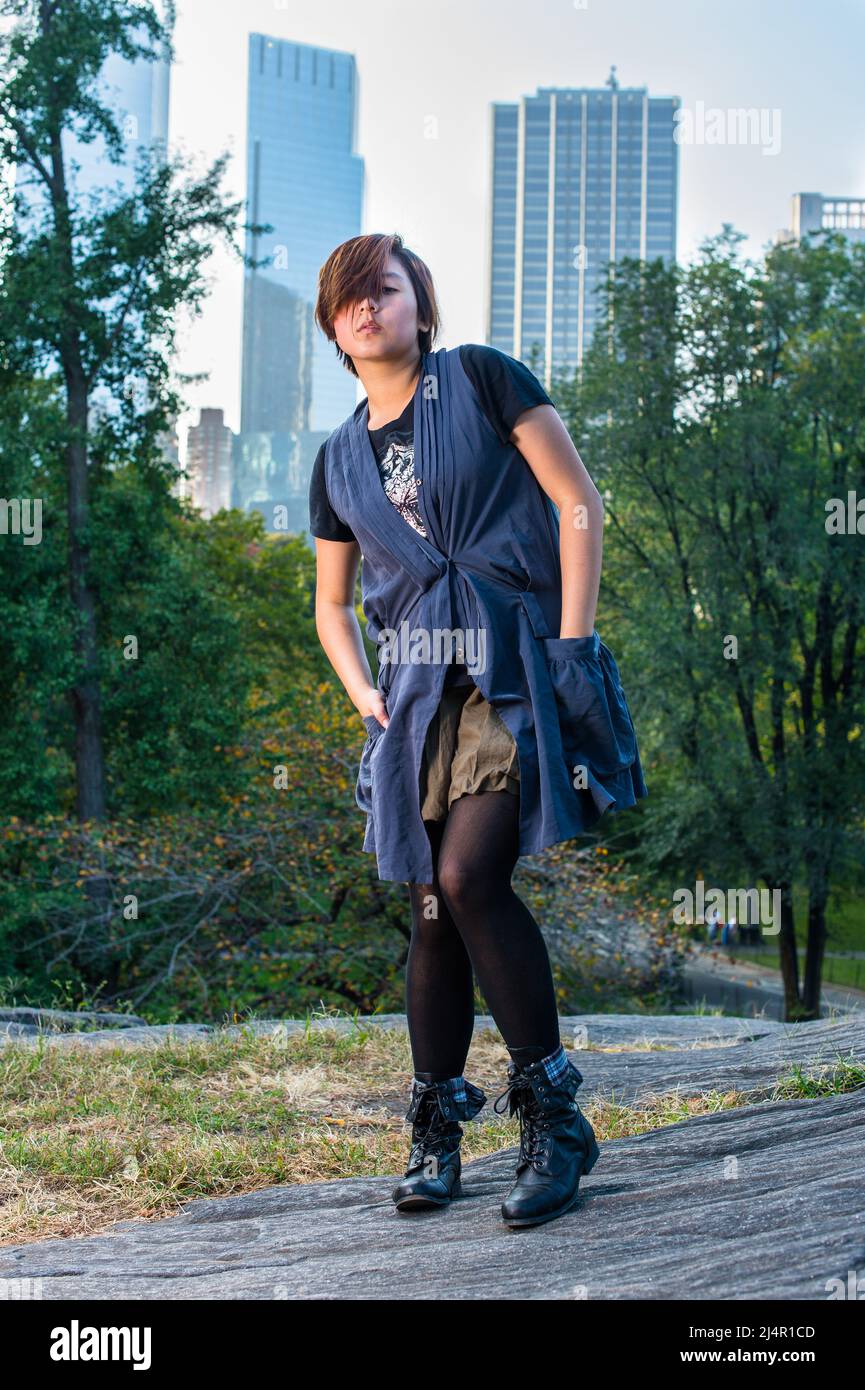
[308,443,357,543]
[458,344,555,446]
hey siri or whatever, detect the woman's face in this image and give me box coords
[332,254,428,371]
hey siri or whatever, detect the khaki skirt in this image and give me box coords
[418,676,520,821]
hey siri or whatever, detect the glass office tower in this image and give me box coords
[241,35,364,436]
[486,71,679,386]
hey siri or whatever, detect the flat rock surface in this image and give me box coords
[576,1014,865,1106]
[0,1008,790,1046]
[1,1089,862,1300]
[0,1007,149,1032]
[1,1014,863,1299]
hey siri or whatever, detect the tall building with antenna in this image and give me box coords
[485,67,679,385]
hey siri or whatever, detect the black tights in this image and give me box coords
[405,789,561,1080]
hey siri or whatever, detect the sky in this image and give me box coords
[12,0,865,443]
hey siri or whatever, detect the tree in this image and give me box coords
[553,226,865,1020]
[0,0,267,820]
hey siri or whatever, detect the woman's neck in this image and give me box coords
[364,359,422,430]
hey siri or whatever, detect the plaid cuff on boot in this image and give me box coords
[537,1043,569,1084]
[415,1075,469,1107]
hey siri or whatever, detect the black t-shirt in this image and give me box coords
[308,343,554,544]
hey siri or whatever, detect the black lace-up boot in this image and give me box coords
[493,1052,599,1228]
[392,1073,487,1212]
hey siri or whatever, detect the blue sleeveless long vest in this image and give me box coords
[323,345,649,884]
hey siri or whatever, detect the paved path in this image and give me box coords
[682,946,865,1019]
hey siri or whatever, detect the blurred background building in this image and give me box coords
[776,191,865,247]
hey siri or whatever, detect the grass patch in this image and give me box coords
[1,1011,862,1247]
[712,946,865,992]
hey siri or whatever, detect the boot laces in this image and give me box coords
[409,1093,459,1162]
[492,1068,527,1119]
[493,1071,551,1171]
[516,1095,550,1169]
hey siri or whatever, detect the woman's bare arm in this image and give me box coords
[509,404,605,638]
[313,538,389,727]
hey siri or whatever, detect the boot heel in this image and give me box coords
[580,1112,600,1174]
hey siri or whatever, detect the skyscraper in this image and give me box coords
[485,68,679,385]
[240,35,364,437]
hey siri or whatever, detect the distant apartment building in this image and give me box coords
[486,68,679,385]
[776,192,865,247]
[186,408,233,518]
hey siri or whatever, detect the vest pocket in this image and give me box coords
[543,638,637,779]
[355,715,386,815]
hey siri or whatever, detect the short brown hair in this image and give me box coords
[314,233,441,376]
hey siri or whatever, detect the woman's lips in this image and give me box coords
[358,323,381,333]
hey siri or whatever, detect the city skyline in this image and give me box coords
[6,0,863,464]
[163,0,864,451]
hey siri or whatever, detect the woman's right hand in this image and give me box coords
[357,687,389,730]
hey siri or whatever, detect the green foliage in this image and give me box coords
[91,471,255,812]
[0,376,77,815]
[0,704,409,1021]
[552,228,865,898]
[0,472,408,1016]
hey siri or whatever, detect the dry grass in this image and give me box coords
[1,1015,860,1248]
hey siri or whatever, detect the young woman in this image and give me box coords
[309,233,648,1229]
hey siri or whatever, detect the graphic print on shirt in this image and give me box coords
[376,435,426,537]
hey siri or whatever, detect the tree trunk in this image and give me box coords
[776,880,803,1019]
[802,875,828,1021]
[65,371,106,822]
[46,55,107,825]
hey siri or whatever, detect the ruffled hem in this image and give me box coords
[585,757,647,817]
